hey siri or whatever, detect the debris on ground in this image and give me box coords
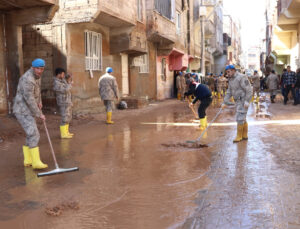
[162,142,208,149]
[45,201,79,216]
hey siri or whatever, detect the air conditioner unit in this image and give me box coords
[199,6,207,17]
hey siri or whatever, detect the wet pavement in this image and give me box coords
[1,95,300,228]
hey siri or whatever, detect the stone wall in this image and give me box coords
[66,22,122,115]
[129,42,157,100]
[22,23,66,107]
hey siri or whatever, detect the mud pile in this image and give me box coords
[162,142,208,149]
[45,201,79,216]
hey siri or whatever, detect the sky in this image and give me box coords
[223,0,266,51]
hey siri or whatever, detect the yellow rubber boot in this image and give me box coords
[233,124,244,143]
[199,118,206,130]
[106,112,114,124]
[204,116,208,128]
[23,145,32,167]
[60,125,72,139]
[255,96,259,103]
[30,147,48,170]
[177,93,181,100]
[217,92,221,99]
[66,124,74,137]
[251,96,254,103]
[243,122,248,140]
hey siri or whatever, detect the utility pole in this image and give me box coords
[200,0,206,77]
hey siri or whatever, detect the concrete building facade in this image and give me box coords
[0,0,58,115]
[0,0,236,115]
[265,0,300,73]
[223,15,242,69]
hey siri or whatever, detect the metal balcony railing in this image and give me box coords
[154,0,172,20]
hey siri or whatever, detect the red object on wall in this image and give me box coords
[168,48,189,71]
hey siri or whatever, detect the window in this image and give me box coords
[176,11,181,34]
[137,0,143,21]
[84,31,102,71]
[161,58,167,81]
[155,0,174,20]
[132,53,149,73]
[139,53,149,73]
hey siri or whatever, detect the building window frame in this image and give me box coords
[161,58,167,81]
[137,0,143,22]
[84,30,102,71]
[154,0,175,21]
[132,52,149,74]
[176,11,181,34]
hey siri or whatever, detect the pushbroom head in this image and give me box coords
[37,167,79,177]
[186,140,196,144]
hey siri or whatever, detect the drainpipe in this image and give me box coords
[155,43,158,100]
[2,14,11,114]
[200,0,206,76]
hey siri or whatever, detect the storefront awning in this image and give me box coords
[168,48,188,71]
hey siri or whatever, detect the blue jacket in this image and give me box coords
[185,83,212,104]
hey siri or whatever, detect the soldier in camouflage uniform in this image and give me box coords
[53,68,74,139]
[217,74,227,99]
[98,67,119,124]
[176,72,183,100]
[223,65,252,143]
[250,70,261,103]
[13,58,48,170]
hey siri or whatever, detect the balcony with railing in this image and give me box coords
[0,0,58,24]
[0,0,58,11]
[94,0,136,27]
[110,28,147,56]
[146,0,176,46]
[205,20,215,38]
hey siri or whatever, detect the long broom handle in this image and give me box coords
[194,107,223,142]
[43,120,59,169]
[187,100,198,119]
[190,105,198,119]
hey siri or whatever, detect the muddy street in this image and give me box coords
[1,97,300,229]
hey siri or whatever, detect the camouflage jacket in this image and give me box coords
[53,77,72,106]
[176,75,185,90]
[251,74,260,88]
[218,76,227,88]
[224,72,252,104]
[266,73,279,90]
[13,68,42,117]
[176,76,182,89]
[98,73,119,101]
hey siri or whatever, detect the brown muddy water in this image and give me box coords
[2,95,300,229]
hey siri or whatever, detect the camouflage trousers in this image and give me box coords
[236,101,249,125]
[104,100,113,112]
[15,114,40,148]
[217,86,226,95]
[179,88,185,100]
[253,86,260,97]
[59,104,72,125]
[269,89,277,97]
